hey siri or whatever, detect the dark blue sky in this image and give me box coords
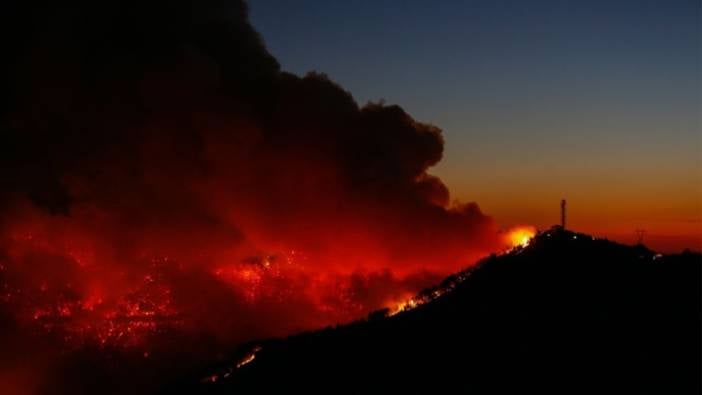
[249,0,700,247]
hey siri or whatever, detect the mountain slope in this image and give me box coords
[191,229,701,394]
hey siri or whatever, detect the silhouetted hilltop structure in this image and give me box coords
[189,228,701,395]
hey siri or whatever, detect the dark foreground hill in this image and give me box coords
[186,229,701,394]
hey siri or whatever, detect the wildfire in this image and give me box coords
[386,259,484,318]
[505,226,537,249]
[388,297,421,317]
[29,278,179,347]
[201,345,262,384]
[0,208,499,350]
[236,346,262,369]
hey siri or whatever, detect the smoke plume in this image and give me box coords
[0,1,502,393]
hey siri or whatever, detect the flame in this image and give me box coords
[0,208,498,349]
[236,346,262,369]
[201,345,262,384]
[505,226,536,249]
[386,260,480,317]
[388,297,421,316]
[385,228,538,318]
[25,263,181,348]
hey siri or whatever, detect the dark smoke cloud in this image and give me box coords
[0,1,501,393]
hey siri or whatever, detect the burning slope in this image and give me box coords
[201,229,701,394]
[0,1,520,393]
[505,226,537,249]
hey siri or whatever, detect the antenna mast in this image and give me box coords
[560,199,567,230]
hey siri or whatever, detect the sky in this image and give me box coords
[249,0,701,251]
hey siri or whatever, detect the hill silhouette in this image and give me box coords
[186,228,701,394]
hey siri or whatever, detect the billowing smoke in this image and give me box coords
[0,1,502,393]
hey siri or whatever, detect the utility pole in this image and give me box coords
[635,229,646,245]
[560,199,567,230]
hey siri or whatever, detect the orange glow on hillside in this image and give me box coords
[505,226,537,248]
[388,297,421,317]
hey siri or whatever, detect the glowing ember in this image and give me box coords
[201,345,263,384]
[386,257,486,317]
[236,346,262,369]
[22,259,181,348]
[505,226,537,249]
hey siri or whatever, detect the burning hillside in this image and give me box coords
[198,229,701,394]
[0,1,521,393]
